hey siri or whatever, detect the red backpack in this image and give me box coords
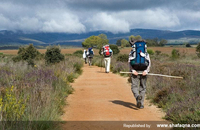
[103,45,111,57]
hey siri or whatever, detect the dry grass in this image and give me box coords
[0,47,196,55]
[0,48,83,55]
[120,47,196,55]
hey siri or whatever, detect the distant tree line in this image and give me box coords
[145,38,167,47]
[116,35,167,47]
[81,33,168,50]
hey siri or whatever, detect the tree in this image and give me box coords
[129,35,142,41]
[109,44,120,55]
[82,35,99,48]
[82,34,109,49]
[153,38,159,46]
[19,44,40,60]
[129,35,135,41]
[121,39,130,47]
[146,38,167,47]
[12,44,41,66]
[98,34,107,39]
[160,39,167,46]
[45,46,64,64]
[116,39,122,46]
[134,35,142,40]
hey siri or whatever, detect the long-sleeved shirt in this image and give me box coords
[128,51,151,74]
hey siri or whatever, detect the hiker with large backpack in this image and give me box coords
[128,39,151,109]
[87,47,94,66]
[101,45,113,73]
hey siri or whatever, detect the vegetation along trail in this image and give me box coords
[62,64,168,129]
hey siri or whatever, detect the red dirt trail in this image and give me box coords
[61,64,169,129]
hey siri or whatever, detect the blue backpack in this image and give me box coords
[129,40,149,71]
[88,47,94,56]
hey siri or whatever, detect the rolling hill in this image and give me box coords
[0,29,200,49]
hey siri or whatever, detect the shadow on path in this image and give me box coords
[110,100,138,110]
[96,71,106,73]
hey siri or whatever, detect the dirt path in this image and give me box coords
[61,64,169,129]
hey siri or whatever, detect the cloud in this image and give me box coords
[86,12,130,33]
[0,0,200,33]
[66,0,200,12]
[37,10,86,33]
[0,1,86,33]
[113,9,180,29]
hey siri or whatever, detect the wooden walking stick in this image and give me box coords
[120,71,183,79]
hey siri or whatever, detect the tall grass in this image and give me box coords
[0,55,83,129]
[147,58,200,123]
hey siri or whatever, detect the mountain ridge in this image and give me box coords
[0,29,200,47]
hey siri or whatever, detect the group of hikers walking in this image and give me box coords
[83,47,94,66]
[83,45,113,73]
[82,39,151,109]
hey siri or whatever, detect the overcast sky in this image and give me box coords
[0,0,200,33]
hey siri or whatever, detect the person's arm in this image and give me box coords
[101,48,103,55]
[110,49,113,58]
[128,52,138,75]
[143,54,151,76]
[92,49,94,55]
[83,51,85,58]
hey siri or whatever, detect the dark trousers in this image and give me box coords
[131,74,147,106]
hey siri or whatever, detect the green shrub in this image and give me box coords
[147,49,154,55]
[171,49,180,59]
[109,44,120,55]
[45,46,64,64]
[73,50,83,55]
[0,53,5,58]
[12,55,22,62]
[153,88,169,108]
[196,43,200,58]
[67,74,75,83]
[27,58,35,67]
[117,54,129,62]
[155,50,161,55]
[19,44,40,60]
[186,43,191,47]
[73,62,83,74]
[197,53,200,58]
[12,44,41,66]
[196,43,200,52]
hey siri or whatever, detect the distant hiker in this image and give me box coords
[83,49,87,64]
[128,39,151,109]
[87,47,94,66]
[101,45,113,73]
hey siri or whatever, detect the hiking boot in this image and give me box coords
[136,95,142,108]
[140,105,144,109]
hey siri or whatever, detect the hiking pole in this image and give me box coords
[120,71,183,79]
